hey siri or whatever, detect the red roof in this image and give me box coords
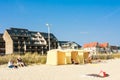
[83,42,98,48]
[83,42,108,48]
[99,43,108,48]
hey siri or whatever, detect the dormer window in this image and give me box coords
[41,40,44,42]
[39,36,42,38]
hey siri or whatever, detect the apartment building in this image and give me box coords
[0,34,5,55]
[3,28,58,54]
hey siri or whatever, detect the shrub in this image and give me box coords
[112,53,120,59]
[92,54,113,60]
[0,53,47,65]
[40,56,47,64]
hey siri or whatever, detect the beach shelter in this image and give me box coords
[77,50,84,63]
[63,49,88,64]
[71,50,90,64]
[64,49,80,64]
[46,49,66,65]
[71,51,79,63]
[64,49,72,64]
[46,49,90,65]
[84,52,91,63]
[77,50,90,63]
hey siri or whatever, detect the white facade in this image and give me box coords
[84,47,98,54]
[59,41,81,50]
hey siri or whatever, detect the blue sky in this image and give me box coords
[0,0,120,46]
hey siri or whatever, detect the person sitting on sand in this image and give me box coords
[84,52,93,63]
[71,59,75,64]
[8,59,18,68]
[88,52,92,60]
[17,56,25,67]
[71,59,79,64]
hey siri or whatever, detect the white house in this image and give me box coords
[83,42,110,54]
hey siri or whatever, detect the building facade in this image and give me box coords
[110,46,119,53]
[83,42,110,54]
[0,34,5,55]
[58,41,81,49]
[3,28,58,54]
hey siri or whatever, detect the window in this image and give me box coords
[21,30,24,33]
[12,37,18,39]
[41,40,44,43]
[39,36,42,38]
[14,30,17,33]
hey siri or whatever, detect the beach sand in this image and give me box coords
[0,59,120,80]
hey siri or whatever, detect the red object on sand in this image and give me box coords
[98,70,107,77]
[103,71,107,77]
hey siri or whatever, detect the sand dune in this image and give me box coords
[0,59,120,80]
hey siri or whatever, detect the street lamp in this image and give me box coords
[41,46,43,55]
[46,23,51,50]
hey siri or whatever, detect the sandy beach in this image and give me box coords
[0,59,120,80]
